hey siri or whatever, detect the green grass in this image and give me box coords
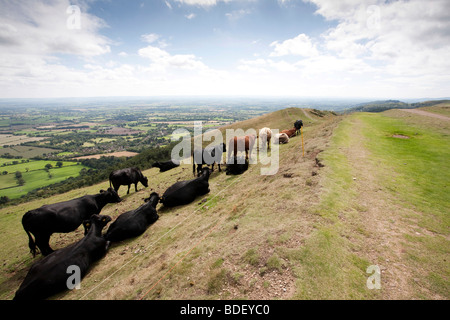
[292,116,377,299]
[0,159,79,174]
[358,112,449,234]
[57,152,76,157]
[0,173,17,189]
[296,111,449,299]
[243,248,260,266]
[0,164,89,199]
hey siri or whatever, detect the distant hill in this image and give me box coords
[343,99,450,113]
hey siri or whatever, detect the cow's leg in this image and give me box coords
[135,183,138,192]
[218,163,222,172]
[127,185,130,194]
[36,233,54,256]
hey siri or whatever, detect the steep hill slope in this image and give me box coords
[1,105,448,300]
[0,107,338,300]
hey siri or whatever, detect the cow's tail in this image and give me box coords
[22,212,37,257]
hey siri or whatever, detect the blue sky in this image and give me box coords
[0,0,449,99]
[90,0,330,68]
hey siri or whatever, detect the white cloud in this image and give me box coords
[185,13,196,19]
[141,33,160,44]
[138,45,212,72]
[0,0,110,57]
[165,1,173,10]
[306,0,450,72]
[270,34,319,57]
[294,0,450,96]
[173,0,230,7]
[0,0,115,98]
[226,9,252,21]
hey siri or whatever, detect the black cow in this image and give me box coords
[109,167,148,194]
[152,160,180,172]
[14,215,112,300]
[226,156,249,175]
[192,143,226,177]
[161,167,211,208]
[104,192,160,242]
[294,120,304,136]
[22,188,121,257]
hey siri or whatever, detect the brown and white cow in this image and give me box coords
[259,127,272,151]
[227,134,256,162]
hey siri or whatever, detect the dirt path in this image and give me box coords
[400,109,450,121]
[345,117,416,299]
[302,109,315,121]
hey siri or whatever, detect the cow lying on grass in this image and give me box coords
[226,156,249,175]
[152,160,180,173]
[105,192,160,242]
[161,167,211,208]
[14,215,112,300]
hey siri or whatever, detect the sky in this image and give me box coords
[0,0,449,99]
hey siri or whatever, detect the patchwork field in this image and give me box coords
[73,151,139,160]
[0,134,46,146]
[0,145,60,158]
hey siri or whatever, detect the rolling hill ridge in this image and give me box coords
[0,105,448,300]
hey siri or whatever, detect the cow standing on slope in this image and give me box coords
[22,188,121,257]
[227,135,256,162]
[259,128,272,151]
[294,120,304,136]
[109,167,148,194]
[192,143,227,177]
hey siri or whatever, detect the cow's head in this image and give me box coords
[200,167,212,179]
[83,215,112,235]
[101,188,122,203]
[145,192,160,208]
[152,162,161,168]
[141,176,149,188]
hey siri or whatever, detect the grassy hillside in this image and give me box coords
[0,106,448,300]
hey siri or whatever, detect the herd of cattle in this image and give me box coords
[13,120,303,300]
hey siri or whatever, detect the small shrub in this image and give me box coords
[266,254,283,272]
[207,269,226,294]
[243,248,260,266]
